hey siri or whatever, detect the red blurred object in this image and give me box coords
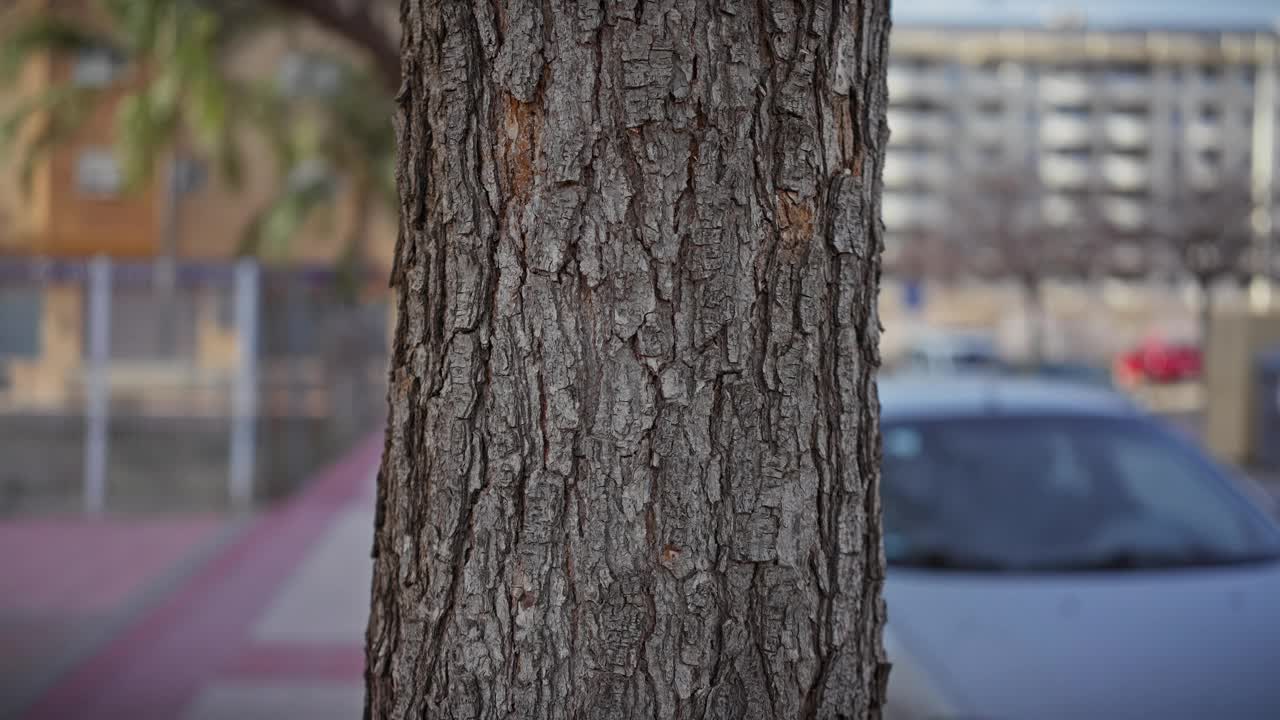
[1114,338,1202,385]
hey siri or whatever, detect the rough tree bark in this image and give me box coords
[365,2,891,718]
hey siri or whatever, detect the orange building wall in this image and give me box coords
[36,58,163,258]
[0,1,395,270]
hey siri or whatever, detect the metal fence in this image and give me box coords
[0,257,389,514]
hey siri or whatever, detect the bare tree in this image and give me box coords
[885,226,961,287]
[364,2,892,718]
[947,166,1104,363]
[1155,177,1254,345]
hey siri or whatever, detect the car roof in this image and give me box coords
[907,331,997,352]
[879,375,1139,421]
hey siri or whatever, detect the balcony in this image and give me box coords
[1040,114,1093,149]
[882,192,944,230]
[1040,154,1092,189]
[1101,154,1150,190]
[1102,196,1148,230]
[1042,194,1082,226]
[1186,120,1222,149]
[888,66,950,104]
[966,72,1005,103]
[1187,162,1219,190]
[882,152,948,188]
[1103,114,1149,148]
[1104,76,1152,107]
[967,114,1008,146]
[1040,74,1093,106]
[887,110,950,145]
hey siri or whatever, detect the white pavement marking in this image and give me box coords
[183,684,363,720]
[252,497,375,644]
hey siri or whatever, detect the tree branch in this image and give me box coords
[268,0,399,91]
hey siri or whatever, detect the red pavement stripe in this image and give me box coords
[222,643,365,684]
[0,517,223,614]
[23,432,382,720]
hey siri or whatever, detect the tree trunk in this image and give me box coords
[1196,275,1213,351]
[1022,276,1044,366]
[365,2,891,718]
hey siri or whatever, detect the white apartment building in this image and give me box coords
[885,24,1279,276]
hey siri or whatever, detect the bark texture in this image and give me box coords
[366,1,891,717]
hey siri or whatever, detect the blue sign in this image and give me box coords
[903,280,925,313]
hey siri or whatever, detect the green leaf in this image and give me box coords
[0,85,98,192]
[0,15,119,85]
[115,90,169,189]
[240,167,337,259]
[101,0,165,56]
[213,127,245,190]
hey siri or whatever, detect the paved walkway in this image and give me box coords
[6,433,381,720]
[0,515,233,719]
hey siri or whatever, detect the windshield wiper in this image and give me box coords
[890,548,1013,572]
[893,545,1280,573]
[1049,548,1280,572]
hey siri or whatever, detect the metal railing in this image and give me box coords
[0,257,389,513]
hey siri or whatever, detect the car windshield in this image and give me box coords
[881,416,1280,572]
[952,351,999,369]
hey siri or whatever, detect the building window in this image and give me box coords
[0,288,42,359]
[1106,141,1147,159]
[72,47,123,87]
[977,99,1003,114]
[895,97,946,114]
[172,156,208,194]
[75,148,123,196]
[1113,109,1148,121]
[1054,105,1091,119]
[277,51,342,97]
[1108,64,1151,80]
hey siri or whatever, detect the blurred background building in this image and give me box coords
[880,6,1280,398]
[0,0,397,511]
[884,26,1276,249]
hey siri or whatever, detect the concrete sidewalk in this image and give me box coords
[15,433,381,720]
[184,468,374,720]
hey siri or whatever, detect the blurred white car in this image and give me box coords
[879,377,1280,719]
[896,331,1003,375]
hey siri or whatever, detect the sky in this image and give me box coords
[894,0,1280,29]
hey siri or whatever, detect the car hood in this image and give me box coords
[885,561,1280,719]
